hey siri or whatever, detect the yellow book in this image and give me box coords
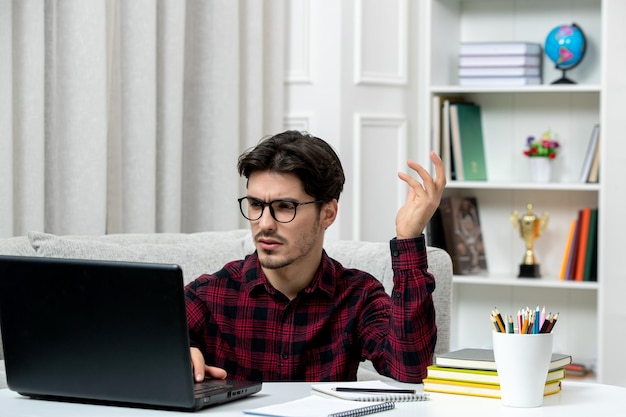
[559,220,577,280]
[423,378,562,399]
[426,365,565,386]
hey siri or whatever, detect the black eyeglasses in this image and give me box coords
[237,197,323,223]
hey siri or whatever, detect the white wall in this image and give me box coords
[284,0,420,242]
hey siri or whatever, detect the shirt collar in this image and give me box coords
[242,251,337,299]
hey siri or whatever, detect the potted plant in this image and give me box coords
[523,130,560,182]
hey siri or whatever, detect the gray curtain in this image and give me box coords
[0,0,285,238]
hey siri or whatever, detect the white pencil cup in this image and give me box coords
[492,331,554,407]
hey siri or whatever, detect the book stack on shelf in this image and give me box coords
[423,348,571,399]
[458,42,543,87]
[559,207,599,281]
[431,97,488,181]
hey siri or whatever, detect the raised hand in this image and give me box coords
[395,152,446,240]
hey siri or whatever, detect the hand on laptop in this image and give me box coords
[190,347,228,382]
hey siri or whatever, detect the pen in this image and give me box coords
[332,388,417,394]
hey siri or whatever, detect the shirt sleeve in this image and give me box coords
[185,275,211,353]
[363,235,437,382]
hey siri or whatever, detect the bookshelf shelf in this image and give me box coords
[431,85,602,94]
[446,181,600,192]
[453,275,598,291]
[417,0,605,378]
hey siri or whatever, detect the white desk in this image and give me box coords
[0,381,624,416]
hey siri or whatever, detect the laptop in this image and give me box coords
[0,255,262,411]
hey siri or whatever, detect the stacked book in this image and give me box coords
[563,362,593,378]
[423,348,571,399]
[458,42,543,87]
[430,97,488,182]
[559,206,599,281]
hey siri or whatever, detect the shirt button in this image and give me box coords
[392,250,399,257]
[282,353,288,360]
[395,292,401,298]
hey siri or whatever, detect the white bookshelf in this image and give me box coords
[416,0,606,381]
[453,275,598,291]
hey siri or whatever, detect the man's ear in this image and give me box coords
[321,199,338,229]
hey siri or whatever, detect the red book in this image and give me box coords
[574,208,591,281]
[565,214,581,280]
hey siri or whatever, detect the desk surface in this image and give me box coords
[0,380,624,416]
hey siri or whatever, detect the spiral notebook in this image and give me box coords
[243,395,394,417]
[311,380,429,402]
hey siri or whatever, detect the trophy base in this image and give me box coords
[518,264,541,278]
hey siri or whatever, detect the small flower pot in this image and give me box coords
[529,158,552,182]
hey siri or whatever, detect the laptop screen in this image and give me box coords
[0,255,260,410]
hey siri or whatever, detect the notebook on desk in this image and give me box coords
[0,255,262,411]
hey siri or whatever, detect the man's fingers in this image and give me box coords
[190,347,206,382]
[205,366,228,380]
[430,151,447,187]
[190,347,228,382]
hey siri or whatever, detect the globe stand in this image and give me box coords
[551,68,576,84]
[545,23,586,86]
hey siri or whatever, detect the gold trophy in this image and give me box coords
[510,204,549,278]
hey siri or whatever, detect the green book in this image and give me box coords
[450,103,488,181]
[583,208,599,281]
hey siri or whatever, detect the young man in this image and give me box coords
[185,130,446,382]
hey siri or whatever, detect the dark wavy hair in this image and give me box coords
[237,131,345,202]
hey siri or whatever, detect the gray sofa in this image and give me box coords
[0,230,453,389]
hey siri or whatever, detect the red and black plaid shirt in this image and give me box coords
[185,236,436,382]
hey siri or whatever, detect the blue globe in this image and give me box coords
[544,23,586,83]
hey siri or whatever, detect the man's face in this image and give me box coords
[245,171,330,270]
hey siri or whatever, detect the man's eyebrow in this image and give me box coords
[245,195,299,203]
